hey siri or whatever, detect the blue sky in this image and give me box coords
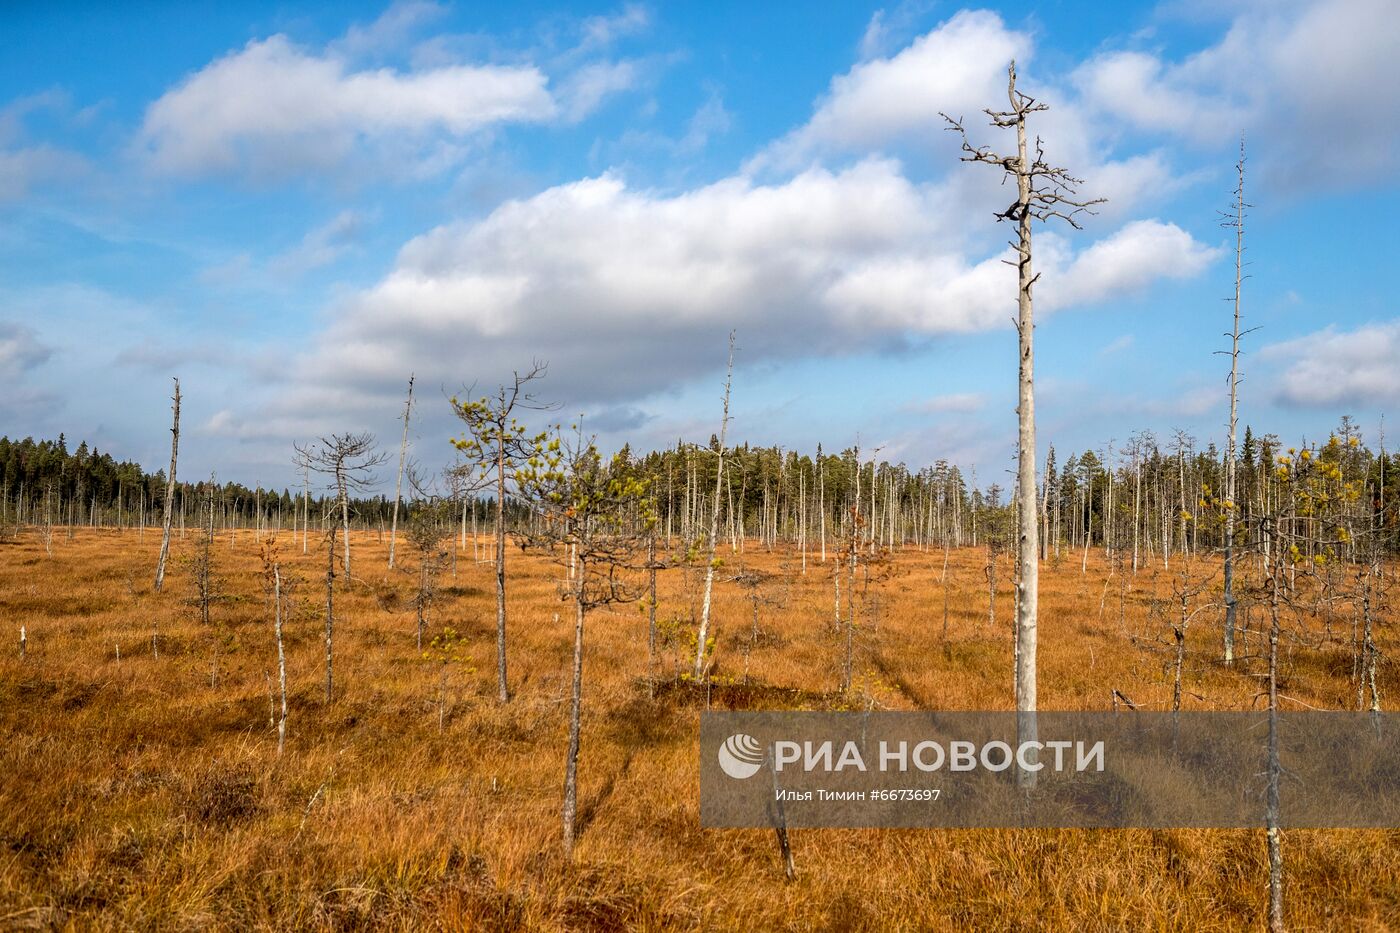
[1,0,1397,491]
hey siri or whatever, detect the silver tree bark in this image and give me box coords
[1223,140,1247,665]
[154,378,180,592]
[274,564,288,755]
[562,584,585,858]
[693,331,735,679]
[388,374,415,569]
[943,62,1102,789]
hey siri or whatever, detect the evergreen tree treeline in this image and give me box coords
[3,423,1397,559]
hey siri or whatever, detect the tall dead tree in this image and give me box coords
[944,63,1103,787]
[693,332,735,679]
[1221,139,1249,665]
[154,378,180,591]
[388,374,415,569]
[451,362,554,704]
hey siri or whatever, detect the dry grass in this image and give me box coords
[1,528,1397,931]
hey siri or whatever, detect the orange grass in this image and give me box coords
[1,528,1397,930]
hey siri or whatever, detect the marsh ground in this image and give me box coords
[1,528,1396,930]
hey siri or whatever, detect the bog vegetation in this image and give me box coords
[1,405,1397,929]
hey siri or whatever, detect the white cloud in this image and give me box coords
[233,160,1217,440]
[1071,51,1242,141]
[137,34,556,180]
[186,8,1226,450]
[759,10,1029,167]
[1074,0,1400,191]
[751,10,1184,220]
[1265,321,1400,408]
[825,217,1216,333]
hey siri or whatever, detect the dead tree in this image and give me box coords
[154,378,181,591]
[294,433,385,580]
[694,332,735,679]
[644,531,670,695]
[190,477,220,687]
[1221,139,1250,665]
[295,434,384,702]
[519,429,655,858]
[451,362,554,704]
[260,540,289,755]
[405,468,452,651]
[388,374,415,569]
[943,63,1103,787]
[729,563,789,684]
[1262,514,1285,933]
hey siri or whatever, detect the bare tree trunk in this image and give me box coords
[325,526,336,703]
[1266,517,1284,932]
[337,472,350,577]
[1011,78,1041,788]
[941,541,951,654]
[154,378,180,591]
[302,460,310,555]
[388,374,414,569]
[799,468,807,574]
[647,534,658,694]
[1041,449,1051,561]
[1360,565,1381,712]
[562,584,586,857]
[1223,140,1247,666]
[495,440,509,703]
[274,564,288,755]
[694,332,735,679]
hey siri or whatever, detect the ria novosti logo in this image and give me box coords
[718,733,765,779]
[717,733,1107,778]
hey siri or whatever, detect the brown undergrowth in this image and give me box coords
[1,529,1396,930]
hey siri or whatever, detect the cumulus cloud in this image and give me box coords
[189,8,1225,449]
[751,10,1184,220]
[137,34,557,180]
[758,10,1029,167]
[1073,0,1400,191]
[824,217,1216,332]
[1265,321,1400,408]
[1072,51,1243,141]
[235,160,1217,439]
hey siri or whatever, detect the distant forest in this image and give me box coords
[2,423,1398,558]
